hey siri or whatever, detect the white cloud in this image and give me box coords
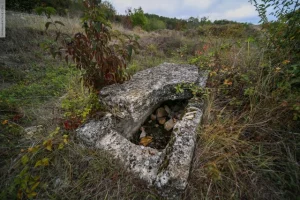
[183,0,216,10]
[110,0,179,15]
[224,4,257,19]
[196,4,258,21]
[108,0,260,23]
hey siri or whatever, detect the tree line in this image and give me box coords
[7,0,250,31]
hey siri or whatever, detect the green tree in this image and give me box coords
[7,0,40,12]
[130,7,148,29]
[199,16,212,25]
[146,18,166,31]
[213,19,238,25]
[100,1,116,21]
[40,0,72,15]
[187,17,200,29]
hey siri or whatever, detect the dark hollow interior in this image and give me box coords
[130,99,188,150]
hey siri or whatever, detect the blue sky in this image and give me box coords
[108,0,263,24]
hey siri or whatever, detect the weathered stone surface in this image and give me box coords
[164,105,172,117]
[76,63,208,198]
[77,113,113,146]
[164,118,175,131]
[78,121,163,184]
[140,127,147,138]
[155,99,204,198]
[158,117,167,125]
[97,130,163,184]
[25,125,44,138]
[99,62,208,139]
[156,107,168,118]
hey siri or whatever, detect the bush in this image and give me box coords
[252,0,300,97]
[186,1,300,198]
[7,0,40,12]
[200,24,247,38]
[99,0,116,21]
[129,7,148,29]
[145,18,166,31]
[37,0,140,90]
[7,0,72,15]
[252,0,300,61]
[40,0,72,15]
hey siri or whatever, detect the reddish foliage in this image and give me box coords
[63,117,81,130]
[12,114,23,122]
[45,0,140,90]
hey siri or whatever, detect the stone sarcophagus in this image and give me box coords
[77,63,208,198]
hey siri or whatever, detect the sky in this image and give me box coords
[108,0,263,24]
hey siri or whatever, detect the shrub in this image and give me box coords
[7,0,72,15]
[251,0,300,61]
[99,0,116,21]
[40,0,72,15]
[251,0,300,115]
[213,19,238,25]
[7,0,40,12]
[36,0,140,90]
[129,7,148,29]
[145,18,166,31]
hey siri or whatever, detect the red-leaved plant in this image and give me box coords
[36,0,140,90]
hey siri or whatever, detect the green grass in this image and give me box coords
[1,65,73,107]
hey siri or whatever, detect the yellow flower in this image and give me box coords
[2,120,8,125]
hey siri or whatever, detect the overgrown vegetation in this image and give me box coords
[1,0,299,199]
[36,0,140,90]
[185,1,300,199]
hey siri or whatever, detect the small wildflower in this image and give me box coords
[2,120,8,125]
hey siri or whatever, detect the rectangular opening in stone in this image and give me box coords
[130,99,188,150]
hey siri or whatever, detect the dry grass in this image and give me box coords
[1,136,160,199]
[185,96,300,199]
[182,34,300,199]
[1,11,299,200]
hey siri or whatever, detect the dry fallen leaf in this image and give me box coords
[43,139,53,151]
[223,79,233,86]
[139,136,153,147]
